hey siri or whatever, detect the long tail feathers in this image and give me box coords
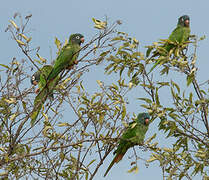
[30,87,48,126]
[104,153,124,177]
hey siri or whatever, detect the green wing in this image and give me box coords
[165,25,190,52]
[30,65,59,125]
[47,43,80,81]
[30,88,49,125]
[148,26,190,74]
[38,65,53,90]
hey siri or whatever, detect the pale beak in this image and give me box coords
[145,118,149,125]
[185,19,190,27]
[80,37,85,43]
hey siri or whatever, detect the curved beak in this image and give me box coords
[145,118,149,125]
[185,19,190,27]
[80,37,85,43]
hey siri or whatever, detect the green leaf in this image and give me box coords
[189,92,193,103]
[155,88,160,105]
[121,104,126,120]
[138,98,152,104]
[147,156,157,163]
[187,74,194,86]
[145,133,156,144]
[0,64,10,69]
[87,159,96,168]
[199,35,206,41]
[57,122,70,127]
[146,46,153,57]
[171,81,180,93]
[55,37,61,50]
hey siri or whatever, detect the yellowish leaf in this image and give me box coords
[96,80,103,87]
[121,104,126,120]
[0,147,5,152]
[82,132,89,136]
[16,39,25,46]
[129,82,133,89]
[147,156,157,163]
[144,133,156,144]
[113,101,120,105]
[133,37,139,44]
[130,122,137,129]
[62,77,71,85]
[42,112,48,121]
[55,37,61,50]
[26,37,32,43]
[57,122,69,127]
[19,33,29,41]
[36,54,47,63]
[9,20,19,30]
[64,39,68,46]
[92,18,107,29]
[42,126,52,137]
[0,172,8,177]
[127,166,138,174]
[163,148,173,153]
[10,113,17,121]
[3,98,16,104]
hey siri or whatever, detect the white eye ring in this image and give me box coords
[76,36,80,39]
[31,75,35,81]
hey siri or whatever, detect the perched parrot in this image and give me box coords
[30,33,84,125]
[31,65,59,96]
[47,33,84,80]
[104,112,150,177]
[148,15,190,74]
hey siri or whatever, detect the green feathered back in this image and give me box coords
[38,65,59,90]
[47,33,84,81]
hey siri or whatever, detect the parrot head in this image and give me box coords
[69,33,85,45]
[31,71,40,85]
[137,113,150,125]
[178,15,190,27]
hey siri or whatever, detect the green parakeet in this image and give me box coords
[148,15,190,73]
[104,112,150,177]
[31,65,59,96]
[47,33,84,80]
[30,33,84,125]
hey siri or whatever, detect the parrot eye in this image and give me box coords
[31,76,35,81]
[76,36,80,39]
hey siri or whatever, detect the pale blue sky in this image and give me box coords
[1,1,209,179]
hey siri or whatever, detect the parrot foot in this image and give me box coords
[66,60,78,70]
[35,88,40,94]
[66,65,74,70]
[74,59,78,65]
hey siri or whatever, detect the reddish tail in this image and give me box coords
[104,153,124,177]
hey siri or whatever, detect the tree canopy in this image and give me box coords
[0,14,208,180]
